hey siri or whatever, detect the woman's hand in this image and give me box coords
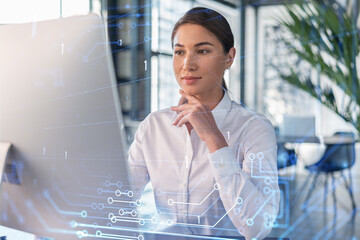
[170,90,228,153]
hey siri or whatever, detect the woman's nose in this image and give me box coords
[182,53,198,71]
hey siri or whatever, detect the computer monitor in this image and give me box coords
[0,14,137,239]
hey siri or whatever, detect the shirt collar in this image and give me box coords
[211,91,232,127]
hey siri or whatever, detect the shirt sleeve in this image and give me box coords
[128,121,150,200]
[208,117,280,240]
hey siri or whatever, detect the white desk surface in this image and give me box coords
[277,135,357,144]
[0,225,36,240]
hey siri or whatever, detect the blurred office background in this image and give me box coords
[0,0,359,239]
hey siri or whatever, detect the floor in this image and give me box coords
[268,171,360,240]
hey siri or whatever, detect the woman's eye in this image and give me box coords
[198,49,209,54]
[174,50,183,55]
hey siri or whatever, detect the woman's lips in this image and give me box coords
[182,76,201,85]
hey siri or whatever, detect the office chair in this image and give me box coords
[277,144,297,169]
[301,132,356,213]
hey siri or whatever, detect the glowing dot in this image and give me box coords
[105,180,110,187]
[131,210,137,217]
[115,189,121,196]
[81,210,87,218]
[70,220,77,228]
[119,209,125,215]
[263,187,271,195]
[98,203,104,210]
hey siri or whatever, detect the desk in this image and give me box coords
[277,135,356,144]
[277,136,320,144]
[0,225,36,240]
[276,135,356,170]
[142,233,288,240]
[322,136,356,144]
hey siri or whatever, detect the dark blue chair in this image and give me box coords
[277,144,297,169]
[275,125,297,170]
[301,132,356,213]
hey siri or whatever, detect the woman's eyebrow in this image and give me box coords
[194,42,214,47]
[174,42,214,47]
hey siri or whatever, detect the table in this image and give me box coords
[0,225,36,240]
[277,135,357,144]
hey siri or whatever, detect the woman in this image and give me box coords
[128,7,279,240]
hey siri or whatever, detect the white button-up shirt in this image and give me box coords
[128,91,280,240]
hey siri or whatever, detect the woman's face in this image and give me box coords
[172,24,234,97]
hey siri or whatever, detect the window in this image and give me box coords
[0,0,93,24]
[0,0,60,24]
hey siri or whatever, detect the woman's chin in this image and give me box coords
[183,90,198,96]
[181,87,201,96]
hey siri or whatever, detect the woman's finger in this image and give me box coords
[177,112,191,127]
[180,89,201,104]
[172,110,189,126]
[170,104,189,112]
[177,94,187,106]
[171,93,188,114]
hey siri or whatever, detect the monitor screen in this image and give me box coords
[0,14,135,239]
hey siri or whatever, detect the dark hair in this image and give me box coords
[171,7,234,91]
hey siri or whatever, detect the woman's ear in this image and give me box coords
[226,47,236,68]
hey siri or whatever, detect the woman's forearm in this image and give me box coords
[204,130,228,153]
